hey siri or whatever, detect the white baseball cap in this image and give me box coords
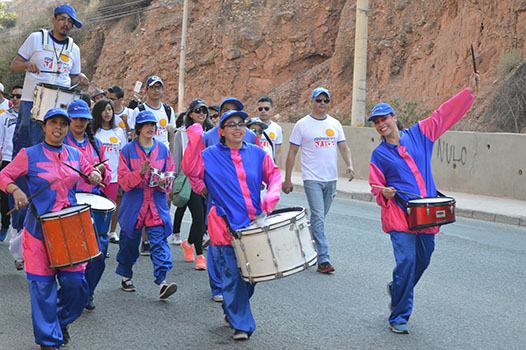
[0,83,4,93]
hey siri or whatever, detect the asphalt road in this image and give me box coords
[1,193,525,349]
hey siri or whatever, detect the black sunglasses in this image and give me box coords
[258,106,270,112]
[192,107,208,114]
[250,128,264,135]
[209,114,219,119]
[315,98,330,104]
[11,94,22,99]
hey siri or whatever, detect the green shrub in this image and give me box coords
[496,48,522,75]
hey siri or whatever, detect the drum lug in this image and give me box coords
[426,208,430,216]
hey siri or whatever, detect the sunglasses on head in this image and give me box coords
[258,106,270,112]
[315,98,330,104]
[11,94,22,99]
[192,107,208,114]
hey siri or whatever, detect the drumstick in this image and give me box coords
[62,161,106,189]
[93,159,109,167]
[371,185,423,198]
[7,179,58,215]
[470,44,478,74]
[40,70,61,75]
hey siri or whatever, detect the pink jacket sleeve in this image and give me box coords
[78,151,99,180]
[0,149,29,192]
[97,146,112,186]
[418,88,474,142]
[188,176,205,194]
[181,123,205,180]
[117,152,145,192]
[369,162,389,208]
[260,153,282,214]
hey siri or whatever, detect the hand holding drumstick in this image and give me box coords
[371,184,423,199]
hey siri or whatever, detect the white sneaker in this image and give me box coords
[109,231,119,243]
[171,232,182,245]
[202,232,210,248]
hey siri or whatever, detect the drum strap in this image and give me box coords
[40,29,74,84]
[395,190,448,212]
[262,131,275,159]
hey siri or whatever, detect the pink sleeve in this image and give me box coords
[117,152,144,192]
[369,162,389,208]
[188,176,205,194]
[0,149,29,192]
[79,152,98,179]
[261,153,282,214]
[418,88,474,142]
[181,123,205,180]
[98,147,113,186]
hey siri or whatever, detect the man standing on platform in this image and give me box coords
[282,87,355,273]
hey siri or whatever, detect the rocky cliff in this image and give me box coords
[62,1,526,131]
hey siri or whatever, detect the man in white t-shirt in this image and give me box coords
[8,4,90,253]
[257,96,283,167]
[108,85,132,140]
[283,87,355,274]
[0,83,11,115]
[130,75,175,150]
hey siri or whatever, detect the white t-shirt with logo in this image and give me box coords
[289,114,346,182]
[18,31,81,102]
[0,108,18,161]
[115,106,132,130]
[94,127,127,183]
[130,103,175,148]
[265,121,283,146]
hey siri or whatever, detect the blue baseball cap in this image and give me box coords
[54,5,82,28]
[219,110,249,128]
[135,110,157,124]
[43,108,71,123]
[67,99,92,119]
[219,97,244,112]
[368,103,395,122]
[312,87,330,99]
[146,75,163,88]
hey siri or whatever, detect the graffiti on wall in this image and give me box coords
[436,138,467,166]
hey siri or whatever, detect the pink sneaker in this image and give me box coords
[195,254,207,270]
[181,240,195,262]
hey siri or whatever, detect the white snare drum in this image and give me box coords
[31,83,83,122]
[148,168,162,187]
[232,207,317,283]
[159,171,176,191]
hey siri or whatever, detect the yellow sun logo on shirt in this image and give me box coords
[110,137,118,143]
[268,132,276,139]
[0,109,5,114]
[119,121,125,128]
[326,128,335,137]
[159,119,167,127]
[60,54,69,62]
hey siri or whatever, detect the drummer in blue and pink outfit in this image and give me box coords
[368,74,479,335]
[63,99,112,311]
[116,110,178,299]
[0,108,102,349]
[182,109,282,340]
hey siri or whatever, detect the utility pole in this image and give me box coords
[177,0,189,114]
[350,0,369,126]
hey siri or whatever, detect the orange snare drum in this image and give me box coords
[407,197,456,231]
[39,204,101,268]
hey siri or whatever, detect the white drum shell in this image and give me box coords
[232,208,317,283]
[31,83,83,122]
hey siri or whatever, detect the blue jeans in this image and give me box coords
[13,100,43,158]
[303,180,337,264]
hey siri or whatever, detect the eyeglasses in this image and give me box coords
[372,115,392,125]
[223,121,245,129]
[250,128,264,135]
[192,107,207,114]
[11,94,22,99]
[315,98,330,104]
[258,106,270,112]
[209,114,219,119]
[148,85,163,90]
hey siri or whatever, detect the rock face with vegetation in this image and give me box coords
[3,0,526,132]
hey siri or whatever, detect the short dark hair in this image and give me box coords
[108,86,124,99]
[12,85,23,91]
[80,92,91,108]
[134,122,157,137]
[257,96,273,107]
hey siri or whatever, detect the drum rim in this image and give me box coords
[49,251,102,268]
[39,204,91,220]
[234,207,306,236]
[239,254,318,282]
[407,197,456,206]
[75,192,116,213]
[36,82,81,93]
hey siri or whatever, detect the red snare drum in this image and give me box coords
[406,197,456,231]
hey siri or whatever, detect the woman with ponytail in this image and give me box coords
[64,99,112,311]
[92,99,127,244]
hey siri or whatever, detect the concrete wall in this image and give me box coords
[280,123,526,200]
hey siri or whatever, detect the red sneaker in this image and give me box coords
[181,240,195,262]
[195,254,207,270]
[317,262,335,273]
